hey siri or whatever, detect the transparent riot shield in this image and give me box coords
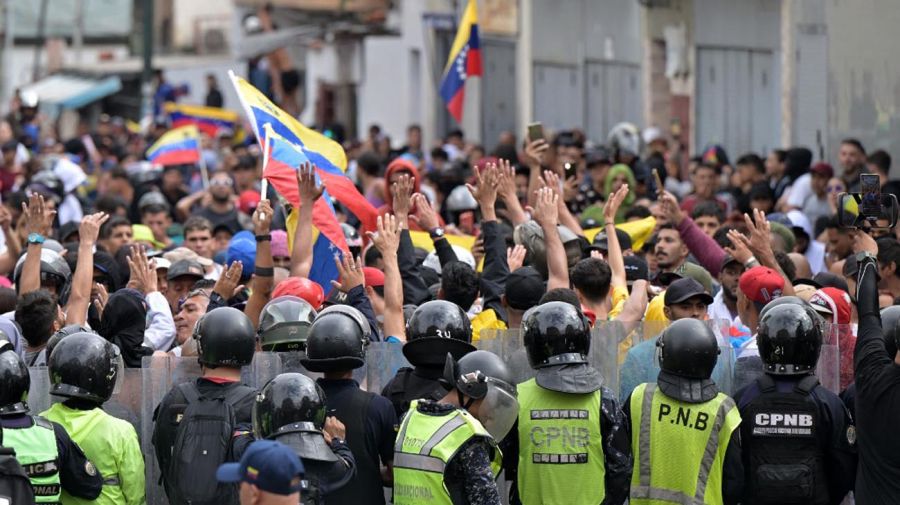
[589,322,628,398]
[816,323,844,394]
[477,328,533,385]
[365,341,411,395]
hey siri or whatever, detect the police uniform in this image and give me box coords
[733,302,856,504]
[509,301,632,505]
[624,318,744,505]
[382,366,450,418]
[393,350,518,505]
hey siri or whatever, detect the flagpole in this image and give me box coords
[260,124,271,203]
[198,147,210,189]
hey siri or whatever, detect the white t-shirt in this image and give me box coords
[786,173,812,209]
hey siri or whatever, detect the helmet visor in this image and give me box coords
[478,379,518,441]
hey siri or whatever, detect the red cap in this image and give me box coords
[363,267,385,287]
[272,277,325,309]
[808,287,851,325]
[739,266,784,304]
[238,190,261,214]
[810,162,834,178]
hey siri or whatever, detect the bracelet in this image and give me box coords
[254,265,274,277]
[255,234,271,243]
[744,257,759,268]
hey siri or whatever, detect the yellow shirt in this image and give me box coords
[608,285,629,320]
[472,308,508,343]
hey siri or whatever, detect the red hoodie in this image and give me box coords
[379,158,444,232]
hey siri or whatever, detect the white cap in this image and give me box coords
[786,209,813,238]
[422,245,477,274]
[642,126,663,145]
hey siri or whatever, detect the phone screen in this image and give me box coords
[527,122,544,142]
[564,162,576,180]
[861,174,881,216]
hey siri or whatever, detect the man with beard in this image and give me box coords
[162,283,211,357]
[708,256,745,328]
[654,224,690,275]
[838,138,866,191]
[176,172,243,235]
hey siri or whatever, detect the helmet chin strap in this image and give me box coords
[457,390,476,411]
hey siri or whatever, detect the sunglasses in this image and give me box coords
[211,178,234,187]
[827,185,844,192]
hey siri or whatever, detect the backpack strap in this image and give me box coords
[178,382,203,404]
[31,416,53,431]
[756,374,777,393]
[794,375,820,395]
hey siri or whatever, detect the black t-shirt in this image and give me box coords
[198,206,243,234]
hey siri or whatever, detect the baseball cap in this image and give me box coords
[504,266,545,311]
[132,224,165,251]
[164,247,214,267]
[271,230,289,258]
[137,191,169,212]
[792,283,817,302]
[721,255,742,269]
[808,287,852,324]
[590,228,632,252]
[226,231,256,279]
[152,257,171,271]
[363,267,385,288]
[813,271,849,293]
[422,246,477,274]
[657,262,714,295]
[623,256,649,285]
[810,162,835,178]
[238,190,261,215]
[664,278,713,306]
[738,266,784,304]
[216,440,305,496]
[586,147,612,167]
[786,210,814,238]
[167,259,205,281]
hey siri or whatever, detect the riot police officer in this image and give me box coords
[381,300,476,418]
[152,307,257,505]
[733,302,856,504]
[250,373,356,505]
[510,301,632,505]
[624,318,743,505]
[301,305,396,504]
[0,336,102,503]
[393,350,518,505]
[41,332,146,505]
[258,295,318,351]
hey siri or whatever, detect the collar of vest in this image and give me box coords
[764,363,815,375]
[657,370,718,403]
[274,421,319,436]
[536,363,603,394]
[0,402,29,416]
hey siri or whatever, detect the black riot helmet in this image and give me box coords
[0,345,30,415]
[48,332,120,404]
[441,350,519,440]
[13,248,71,293]
[521,301,591,368]
[257,296,317,351]
[881,305,900,357]
[194,307,256,368]
[403,300,475,367]
[758,303,824,375]
[46,324,93,359]
[341,223,363,259]
[252,373,337,462]
[657,318,719,380]
[758,296,809,319]
[301,306,368,372]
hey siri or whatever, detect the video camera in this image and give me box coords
[837,174,899,229]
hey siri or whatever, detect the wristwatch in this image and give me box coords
[255,234,271,243]
[429,227,445,239]
[27,233,45,245]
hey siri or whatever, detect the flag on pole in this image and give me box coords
[164,102,239,138]
[439,0,482,123]
[146,125,201,166]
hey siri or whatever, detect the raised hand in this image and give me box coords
[495,158,518,202]
[523,139,549,168]
[323,416,346,444]
[742,209,774,258]
[367,214,402,255]
[297,162,324,204]
[126,245,158,294]
[22,194,55,237]
[411,193,440,231]
[92,282,109,319]
[466,163,500,209]
[213,261,244,300]
[390,173,414,219]
[79,212,109,245]
[657,190,684,226]
[603,184,630,224]
[253,199,273,235]
[541,170,562,199]
[331,254,365,293]
[724,229,754,265]
[529,187,559,229]
[507,244,527,272]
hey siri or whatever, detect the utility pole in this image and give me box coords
[73,0,84,66]
[140,0,153,119]
[1,0,13,113]
[32,0,48,81]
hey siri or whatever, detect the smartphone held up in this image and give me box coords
[836,175,899,229]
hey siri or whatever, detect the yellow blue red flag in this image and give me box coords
[164,102,239,138]
[145,125,200,166]
[439,0,482,122]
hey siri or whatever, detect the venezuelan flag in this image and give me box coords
[146,125,200,166]
[164,102,239,138]
[439,0,482,123]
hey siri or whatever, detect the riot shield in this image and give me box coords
[815,323,844,394]
[477,328,534,385]
[589,322,627,398]
[365,341,411,395]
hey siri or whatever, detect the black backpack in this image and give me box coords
[0,446,35,505]
[165,382,255,505]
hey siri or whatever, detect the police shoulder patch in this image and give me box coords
[846,426,856,445]
[85,461,97,476]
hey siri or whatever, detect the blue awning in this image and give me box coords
[20,74,122,110]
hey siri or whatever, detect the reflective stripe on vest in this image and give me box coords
[630,383,741,505]
[516,378,606,505]
[393,400,501,505]
[2,416,62,503]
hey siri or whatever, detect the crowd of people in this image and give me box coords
[0,85,900,505]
